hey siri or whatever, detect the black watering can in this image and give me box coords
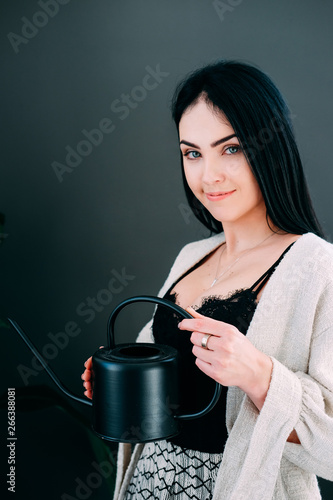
[8,296,222,443]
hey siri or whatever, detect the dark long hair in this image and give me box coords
[171,60,324,237]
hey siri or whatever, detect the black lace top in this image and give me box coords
[152,243,294,453]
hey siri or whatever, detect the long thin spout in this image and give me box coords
[7,318,92,407]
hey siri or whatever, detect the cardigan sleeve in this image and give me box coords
[136,318,154,343]
[281,322,333,480]
[278,275,333,480]
[262,273,333,481]
[212,340,333,500]
[213,262,333,499]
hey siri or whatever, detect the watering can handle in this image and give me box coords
[106,295,222,420]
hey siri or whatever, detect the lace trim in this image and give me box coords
[167,286,257,311]
[160,287,258,336]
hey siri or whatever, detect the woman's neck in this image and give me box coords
[221,219,281,257]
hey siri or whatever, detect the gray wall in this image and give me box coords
[1,1,332,498]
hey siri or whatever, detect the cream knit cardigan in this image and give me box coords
[113,232,333,500]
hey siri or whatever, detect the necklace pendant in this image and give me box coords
[210,278,217,288]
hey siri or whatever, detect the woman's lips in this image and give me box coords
[205,190,236,201]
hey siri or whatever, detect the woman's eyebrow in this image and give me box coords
[179,134,237,149]
[211,134,237,147]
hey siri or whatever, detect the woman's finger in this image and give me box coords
[84,356,93,370]
[84,390,93,400]
[84,345,104,370]
[185,306,205,319]
[178,316,232,337]
[81,370,91,382]
[195,357,216,380]
[192,343,215,362]
[191,331,216,350]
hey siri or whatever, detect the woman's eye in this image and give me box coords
[184,150,201,159]
[225,145,240,155]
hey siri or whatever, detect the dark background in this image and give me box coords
[1,1,332,498]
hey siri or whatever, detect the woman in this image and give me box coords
[82,61,333,499]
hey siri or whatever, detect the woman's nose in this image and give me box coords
[201,159,226,184]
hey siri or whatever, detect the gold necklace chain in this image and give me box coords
[210,232,275,289]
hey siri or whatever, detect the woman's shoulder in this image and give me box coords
[175,232,333,272]
[300,232,333,249]
[284,232,333,285]
[295,233,333,262]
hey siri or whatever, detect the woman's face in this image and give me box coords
[179,98,266,227]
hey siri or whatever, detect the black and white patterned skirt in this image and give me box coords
[124,439,223,499]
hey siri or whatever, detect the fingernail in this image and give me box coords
[178,322,182,329]
[84,361,87,367]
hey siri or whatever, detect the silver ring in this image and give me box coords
[201,334,212,350]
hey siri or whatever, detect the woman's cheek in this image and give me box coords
[184,168,201,197]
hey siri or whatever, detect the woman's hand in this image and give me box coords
[81,346,103,400]
[179,307,300,443]
[178,307,273,411]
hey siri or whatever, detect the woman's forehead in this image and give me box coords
[179,100,234,142]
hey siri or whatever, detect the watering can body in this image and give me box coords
[92,343,181,443]
[9,295,222,444]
